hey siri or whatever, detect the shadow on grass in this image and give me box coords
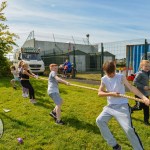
[65,117,100,135]
[131,116,143,123]
[1,113,32,128]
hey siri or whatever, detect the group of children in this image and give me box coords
[48,60,150,150]
[10,60,150,150]
[10,60,38,103]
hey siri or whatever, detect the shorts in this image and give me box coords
[12,77,20,82]
[49,93,62,105]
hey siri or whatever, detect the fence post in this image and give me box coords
[72,45,76,78]
[101,43,104,77]
[145,39,148,60]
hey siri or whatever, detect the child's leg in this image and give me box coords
[115,104,144,150]
[49,93,63,121]
[142,103,149,123]
[96,107,117,147]
[55,105,61,121]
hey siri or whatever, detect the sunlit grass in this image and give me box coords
[0,77,149,150]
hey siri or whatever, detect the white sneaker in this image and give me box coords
[30,99,37,104]
[25,93,28,98]
[22,94,26,98]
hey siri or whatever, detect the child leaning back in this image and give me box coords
[48,64,70,125]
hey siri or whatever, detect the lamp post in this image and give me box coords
[86,34,90,45]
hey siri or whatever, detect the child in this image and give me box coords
[10,65,20,89]
[96,61,150,150]
[21,63,37,104]
[131,60,150,125]
[18,60,29,98]
[48,64,70,125]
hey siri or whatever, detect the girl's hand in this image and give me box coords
[144,86,149,90]
[143,98,150,106]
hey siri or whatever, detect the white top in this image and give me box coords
[47,71,59,94]
[102,73,128,104]
[11,70,19,79]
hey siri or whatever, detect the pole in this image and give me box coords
[145,39,148,60]
[101,43,104,77]
[72,45,76,78]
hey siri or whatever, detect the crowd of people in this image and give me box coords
[9,59,150,150]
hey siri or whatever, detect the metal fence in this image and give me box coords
[22,32,150,77]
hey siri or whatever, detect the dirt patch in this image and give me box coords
[68,78,100,85]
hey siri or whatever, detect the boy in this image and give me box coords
[10,65,20,89]
[48,64,70,125]
[131,60,150,125]
[96,61,150,150]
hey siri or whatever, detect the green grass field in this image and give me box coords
[0,77,150,150]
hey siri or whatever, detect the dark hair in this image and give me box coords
[103,61,116,74]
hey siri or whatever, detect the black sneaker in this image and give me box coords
[49,111,57,120]
[55,120,64,125]
[144,121,150,126]
[113,144,122,150]
[13,86,17,90]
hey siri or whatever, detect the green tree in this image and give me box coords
[0,1,19,76]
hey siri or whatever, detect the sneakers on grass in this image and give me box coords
[55,120,64,125]
[113,144,122,150]
[30,99,37,104]
[49,111,57,120]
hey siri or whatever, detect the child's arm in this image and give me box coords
[55,75,70,85]
[98,81,119,97]
[123,76,150,105]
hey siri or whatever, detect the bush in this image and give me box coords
[0,55,11,77]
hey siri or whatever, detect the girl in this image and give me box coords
[21,63,37,104]
[18,60,29,98]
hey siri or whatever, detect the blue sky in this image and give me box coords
[3,0,150,46]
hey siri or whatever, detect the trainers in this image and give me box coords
[55,120,64,125]
[144,121,150,126]
[22,93,26,98]
[50,111,57,120]
[13,86,17,90]
[113,144,122,150]
[30,99,37,104]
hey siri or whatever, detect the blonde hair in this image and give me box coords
[22,63,28,68]
[140,60,150,67]
[18,60,24,68]
[49,64,58,70]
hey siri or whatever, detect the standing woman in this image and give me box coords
[21,63,37,104]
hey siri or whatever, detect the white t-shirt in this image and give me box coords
[101,73,128,104]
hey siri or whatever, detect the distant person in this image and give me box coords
[63,59,72,77]
[96,61,150,150]
[10,65,20,89]
[131,60,150,125]
[48,64,70,125]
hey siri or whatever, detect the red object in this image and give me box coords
[127,74,135,81]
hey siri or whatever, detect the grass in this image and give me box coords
[0,76,150,150]
[76,73,101,81]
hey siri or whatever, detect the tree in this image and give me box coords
[0,1,19,76]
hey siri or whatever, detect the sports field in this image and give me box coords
[0,77,150,150]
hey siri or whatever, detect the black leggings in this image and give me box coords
[21,80,35,99]
[135,95,149,122]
